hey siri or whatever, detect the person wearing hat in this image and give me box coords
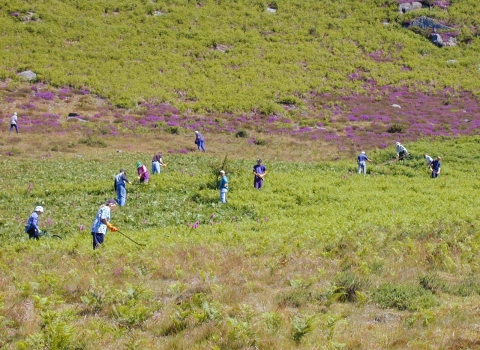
[430,156,442,178]
[9,112,18,134]
[357,151,373,174]
[91,199,118,250]
[151,152,167,175]
[136,161,150,183]
[114,169,132,206]
[395,142,408,161]
[253,159,267,189]
[25,205,44,239]
[219,170,228,203]
[194,131,206,152]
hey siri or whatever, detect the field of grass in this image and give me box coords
[1,136,479,349]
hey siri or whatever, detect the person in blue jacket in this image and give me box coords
[253,159,267,189]
[357,151,373,174]
[91,199,118,250]
[114,169,132,206]
[195,131,206,152]
[25,206,44,239]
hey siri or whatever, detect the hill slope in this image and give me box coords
[1,0,480,113]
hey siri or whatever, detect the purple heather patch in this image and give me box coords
[36,91,55,100]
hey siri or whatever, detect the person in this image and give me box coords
[430,156,441,178]
[151,152,167,175]
[136,162,150,183]
[357,151,373,174]
[195,131,206,152]
[219,170,228,203]
[25,206,44,240]
[395,142,408,160]
[253,158,267,189]
[91,199,118,250]
[114,169,132,206]
[9,112,18,134]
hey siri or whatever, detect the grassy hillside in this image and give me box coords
[1,0,480,112]
[1,137,480,349]
[1,1,480,348]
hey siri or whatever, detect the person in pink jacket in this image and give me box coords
[136,162,150,183]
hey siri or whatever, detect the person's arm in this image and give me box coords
[122,173,132,184]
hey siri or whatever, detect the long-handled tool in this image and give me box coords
[116,229,146,246]
[40,230,62,239]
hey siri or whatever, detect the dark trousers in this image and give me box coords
[10,124,18,133]
[27,228,39,240]
[92,232,105,250]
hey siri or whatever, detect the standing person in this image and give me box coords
[430,156,441,178]
[151,152,167,175]
[195,131,206,152]
[114,169,132,207]
[136,162,150,183]
[91,199,118,250]
[395,142,408,160]
[219,170,228,203]
[9,112,18,134]
[253,158,267,189]
[25,206,44,240]
[357,151,373,174]
[424,154,433,167]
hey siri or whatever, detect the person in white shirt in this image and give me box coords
[9,112,18,134]
[395,142,408,160]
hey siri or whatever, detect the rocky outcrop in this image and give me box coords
[399,2,423,13]
[17,70,37,81]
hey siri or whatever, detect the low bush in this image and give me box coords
[373,283,437,311]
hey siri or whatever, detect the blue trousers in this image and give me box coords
[152,161,160,174]
[116,186,127,206]
[197,140,206,152]
[220,188,227,203]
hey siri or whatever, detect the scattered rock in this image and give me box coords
[391,104,402,109]
[408,16,453,31]
[399,2,423,14]
[17,70,37,82]
[431,32,445,47]
[67,116,87,122]
[446,60,458,64]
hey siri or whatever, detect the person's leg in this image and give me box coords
[200,141,206,152]
[15,124,18,133]
[117,186,126,206]
[27,228,39,240]
[93,232,104,250]
[152,162,160,174]
[220,189,227,203]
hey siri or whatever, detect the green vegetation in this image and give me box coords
[1,0,480,112]
[1,136,480,348]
